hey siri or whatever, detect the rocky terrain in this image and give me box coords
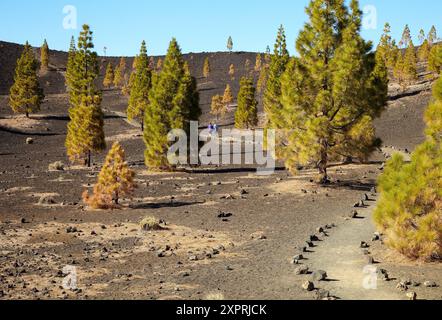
[0,41,440,300]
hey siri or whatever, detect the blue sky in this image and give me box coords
[0,0,441,56]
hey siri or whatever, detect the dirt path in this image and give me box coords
[305,196,405,300]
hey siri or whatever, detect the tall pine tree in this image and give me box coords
[9,42,44,118]
[40,39,49,72]
[235,77,258,129]
[264,25,290,133]
[127,41,152,131]
[144,39,200,170]
[279,0,388,183]
[65,25,105,167]
[203,57,211,78]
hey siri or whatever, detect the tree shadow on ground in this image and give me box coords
[129,200,204,210]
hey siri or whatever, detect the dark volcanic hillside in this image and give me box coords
[0,41,260,124]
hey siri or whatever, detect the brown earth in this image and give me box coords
[0,41,440,300]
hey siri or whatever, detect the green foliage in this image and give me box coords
[228,64,235,79]
[235,77,258,129]
[66,95,106,165]
[428,44,442,74]
[374,76,442,260]
[377,23,399,69]
[428,25,438,45]
[211,95,225,120]
[263,25,290,133]
[203,57,211,78]
[227,36,233,52]
[65,25,105,166]
[127,41,152,129]
[103,62,114,88]
[394,41,418,86]
[83,142,136,208]
[40,39,49,71]
[222,84,233,108]
[9,42,44,117]
[399,24,411,48]
[418,39,430,62]
[113,57,126,87]
[144,38,200,170]
[279,0,388,182]
[65,24,100,108]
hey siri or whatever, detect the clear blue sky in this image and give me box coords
[0,0,441,56]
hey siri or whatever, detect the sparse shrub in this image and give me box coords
[374,75,442,261]
[139,216,163,231]
[83,142,136,209]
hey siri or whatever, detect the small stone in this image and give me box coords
[396,282,408,291]
[423,281,437,288]
[372,232,380,241]
[21,218,27,224]
[306,241,314,248]
[26,138,34,145]
[350,210,358,218]
[309,235,319,242]
[302,281,315,291]
[360,241,369,249]
[406,292,417,300]
[239,189,248,195]
[314,289,330,300]
[48,161,65,171]
[294,265,309,275]
[188,255,198,261]
[366,256,375,264]
[316,227,324,233]
[312,270,327,281]
[293,254,304,262]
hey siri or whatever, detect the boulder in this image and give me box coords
[312,270,327,281]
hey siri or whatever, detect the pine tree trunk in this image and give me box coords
[318,139,329,185]
[115,190,119,205]
[87,150,91,168]
[141,117,144,132]
[25,112,29,118]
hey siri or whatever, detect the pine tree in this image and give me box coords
[264,25,290,135]
[103,62,114,88]
[144,39,200,170]
[374,75,442,261]
[113,57,126,88]
[257,63,269,94]
[127,41,152,131]
[428,25,438,45]
[9,42,45,118]
[203,57,211,78]
[377,23,399,69]
[227,36,233,53]
[255,54,262,72]
[418,39,430,62]
[83,142,136,209]
[418,29,426,44]
[228,64,235,79]
[66,36,77,91]
[403,40,418,83]
[279,0,388,183]
[65,25,105,167]
[393,52,406,85]
[211,95,225,121]
[235,77,258,129]
[399,24,412,48]
[40,39,49,72]
[222,84,233,109]
[428,44,442,73]
[65,24,100,108]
